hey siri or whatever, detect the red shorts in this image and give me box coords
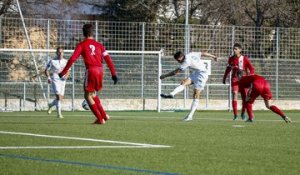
[247,78,272,104]
[84,67,103,92]
[231,78,239,92]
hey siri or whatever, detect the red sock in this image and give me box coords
[270,105,285,117]
[241,101,246,115]
[246,103,254,120]
[232,100,238,116]
[93,96,108,120]
[89,103,104,124]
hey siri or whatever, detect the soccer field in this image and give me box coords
[0,110,299,175]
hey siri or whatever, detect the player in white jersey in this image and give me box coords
[160,51,218,121]
[44,47,70,118]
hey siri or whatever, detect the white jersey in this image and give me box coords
[45,57,68,79]
[179,52,208,72]
[45,57,68,95]
[179,52,210,90]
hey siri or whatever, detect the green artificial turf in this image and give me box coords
[0,110,299,175]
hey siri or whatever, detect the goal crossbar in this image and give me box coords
[0,48,163,55]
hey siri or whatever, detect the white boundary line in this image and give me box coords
[0,146,166,150]
[0,131,171,149]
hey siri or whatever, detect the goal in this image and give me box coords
[0,48,164,111]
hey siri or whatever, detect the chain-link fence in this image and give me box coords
[0,17,300,110]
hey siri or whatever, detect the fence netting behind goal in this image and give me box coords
[1,48,300,111]
[0,49,163,111]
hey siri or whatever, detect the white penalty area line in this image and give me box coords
[0,146,166,150]
[0,131,171,150]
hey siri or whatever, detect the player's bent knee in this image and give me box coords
[193,91,201,99]
[194,95,200,99]
[265,103,271,109]
[181,79,191,86]
[232,91,238,96]
[180,81,187,86]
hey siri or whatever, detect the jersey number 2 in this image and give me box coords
[89,45,95,55]
[204,62,208,70]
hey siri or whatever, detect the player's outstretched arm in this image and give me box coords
[44,69,51,84]
[245,57,255,75]
[201,52,218,62]
[103,54,118,85]
[59,45,82,78]
[160,68,181,79]
[63,70,70,81]
[222,66,231,84]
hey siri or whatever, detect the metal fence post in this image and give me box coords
[23,82,26,111]
[141,22,145,110]
[4,93,7,111]
[72,65,75,111]
[157,51,162,112]
[46,19,50,101]
[184,24,190,108]
[0,18,2,45]
[228,26,235,111]
[95,21,98,41]
[276,27,280,99]
[206,85,209,109]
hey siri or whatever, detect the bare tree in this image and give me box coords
[0,0,15,16]
[101,0,168,22]
[165,0,300,27]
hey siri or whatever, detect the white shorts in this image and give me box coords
[188,71,208,90]
[51,78,66,96]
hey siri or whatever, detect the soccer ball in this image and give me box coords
[81,100,90,110]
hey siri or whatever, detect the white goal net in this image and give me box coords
[0,48,164,111]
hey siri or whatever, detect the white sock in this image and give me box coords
[170,85,185,96]
[187,99,199,118]
[56,100,61,116]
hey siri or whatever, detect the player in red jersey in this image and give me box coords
[223,43,255,120]
[59,24,118,125]
[239,74,291,123]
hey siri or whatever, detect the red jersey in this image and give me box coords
[238,75,264,89]
[239,75,272,103]
[223,55,255,82]
[60,38,116,77]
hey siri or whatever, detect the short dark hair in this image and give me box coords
[233,43,242,49]
[174,51,184,59]
[82,24,93,37]
[56,46,63,52]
